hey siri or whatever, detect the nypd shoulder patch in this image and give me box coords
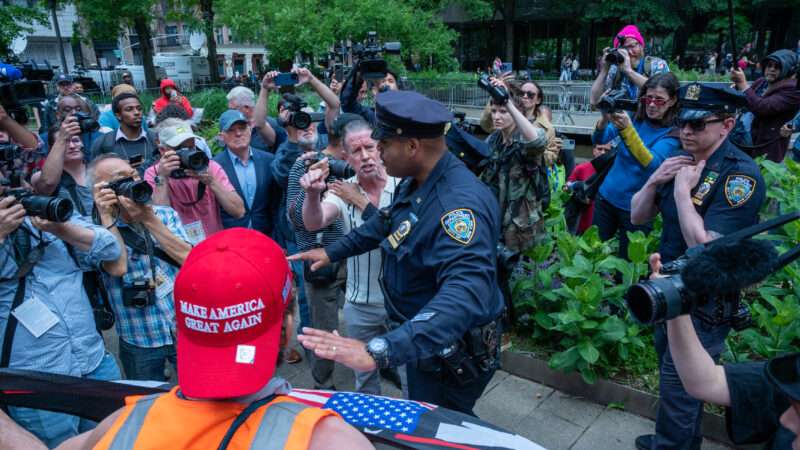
[441,208,476,245]
[724,175,756,207]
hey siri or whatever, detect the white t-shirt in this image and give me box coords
[323,175,400,305]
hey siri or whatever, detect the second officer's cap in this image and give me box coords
[678,82,747,121]
[372,91,454,141]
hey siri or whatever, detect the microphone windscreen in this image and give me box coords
[681,238,777,298]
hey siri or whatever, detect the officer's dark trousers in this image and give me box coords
[593,195,652,260]
[652,317,730,450]
[405,364,495,417]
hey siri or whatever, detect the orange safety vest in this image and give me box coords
[94,386,337,450]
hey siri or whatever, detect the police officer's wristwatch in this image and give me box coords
[365,337,391,369]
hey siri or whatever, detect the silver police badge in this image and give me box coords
[724,175,756,207]
[441,208,476,245]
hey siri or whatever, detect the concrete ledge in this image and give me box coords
[501,351,734,446]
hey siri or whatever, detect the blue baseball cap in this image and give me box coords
[219,109,249,131]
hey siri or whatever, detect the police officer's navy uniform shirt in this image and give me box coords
[656,138,766,263]
[325,151,504,368]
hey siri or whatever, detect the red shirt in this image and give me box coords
[568,162,597,234]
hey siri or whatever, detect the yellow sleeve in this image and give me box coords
[619,126,653,167]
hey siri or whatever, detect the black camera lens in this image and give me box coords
[328,159,355,179]
[108,177,153,204]
[605,50,625,65]
[176,147,209,172]
[477,75,509,105]
[20,195,74,222]
[291,111,312,130]
[625,276,692,324]
[74,112,99,134]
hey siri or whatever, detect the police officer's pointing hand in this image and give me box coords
[288,248,330,271]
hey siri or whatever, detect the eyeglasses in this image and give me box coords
[677,117,725,132]
[521,91,538,99]
[640,97,668,106]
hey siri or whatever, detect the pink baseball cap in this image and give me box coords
[614,25,645,48]
[174,228,293,399]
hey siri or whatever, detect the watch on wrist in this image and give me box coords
[365,337,391,369]
[154,175,165,186]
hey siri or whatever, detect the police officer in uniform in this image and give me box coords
[292,90,504,416]
[631,83,766,450]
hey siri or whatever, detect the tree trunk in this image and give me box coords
[671,25,690,62]
[199,0,220,84]
[133,16,157,89]
[49,0,69,72]
[503,0,514,66]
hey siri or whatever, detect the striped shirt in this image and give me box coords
[286,155,345,251]
[324,175,399,305]
[104,206,190,348]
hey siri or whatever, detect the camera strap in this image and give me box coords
[118,226,180,270]
[63,241,115,331]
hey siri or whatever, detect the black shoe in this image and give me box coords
[380,368,403,390]
[635,434,653,450]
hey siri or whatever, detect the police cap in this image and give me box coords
[678,82,746,121]
[445,122,490,172]
[766,353,800,401]
[371,90,453,141]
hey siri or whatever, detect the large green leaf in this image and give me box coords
[578,340,600,364]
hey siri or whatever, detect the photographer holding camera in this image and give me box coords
[228,84,286,153]
[630,84,766,450]
[590,25,670,107]
[592,72,681,259]
[339,33,402,126]
[144,120,244,244]
[0,180,123,446]
[90,153,191,382]
[39,94,102,156]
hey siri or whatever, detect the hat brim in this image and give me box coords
[165,132,198,148]
[221,119,248,132]
[371,126,397,141]
[678,108,715,121]
[766,353,800,401]
[177,317,282,399]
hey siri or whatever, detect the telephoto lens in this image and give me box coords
[107,177,153,204]
[176,147,209,172]
[624,259,695,324]
[7,188,74,222]
[477,75,509,105]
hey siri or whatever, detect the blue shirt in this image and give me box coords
[104,206,189,348]
[595,120,680,211]
[0,215,120,376]
[227,148,257,211]
[326,151,504,367]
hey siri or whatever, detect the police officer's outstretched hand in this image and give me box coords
[0,196,25,241]
[297,328,377,372]
[646,155,695,187]
[287,248,330,271]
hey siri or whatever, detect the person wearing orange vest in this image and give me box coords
[0,228,373,450]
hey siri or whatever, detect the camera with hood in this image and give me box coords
[605,49,625,66]
[279,95,324,130]
[74,111,99,134]
[352,32,401,81]
[106,177,153,204]
[478,74,509,105]
[169,147,209,179]
[596,89,638,114]
[0,60,52,124]
[6,188,74,222]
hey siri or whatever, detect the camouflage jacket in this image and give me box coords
[481,129,548,244]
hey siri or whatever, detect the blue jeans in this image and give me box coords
[118,339,176,381]
[652,317,730,449]
[286,241,310,332]
[10,352,121,448]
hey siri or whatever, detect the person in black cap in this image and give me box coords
[631,83,767,450]
[291,90,505,416]
[652,253,800,450]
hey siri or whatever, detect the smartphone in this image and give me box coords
[561,138,576,151]
[274,72,299,86]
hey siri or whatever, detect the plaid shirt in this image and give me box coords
[104,206,189,348]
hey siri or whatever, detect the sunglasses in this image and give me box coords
[677,117,725,131]
[640,97,668,106]
[521,91,538,99]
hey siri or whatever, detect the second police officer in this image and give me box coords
[630,83,766,450]
[292,90,504,416]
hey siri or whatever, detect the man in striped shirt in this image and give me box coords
[300,119,401,394]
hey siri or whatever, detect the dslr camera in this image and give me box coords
[305,151,355,179]
[169,147,209,179]
[6,188,74,222]
[73,112,99,134]
[596,89,638,114]
[478,74,509,105]
[106,177,153,204]
[122,280,155,308]
[282,103,324,130]
[605,49,626,66]
[352,32,401,81]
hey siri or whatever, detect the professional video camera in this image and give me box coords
[625,212,800,326]
[477,74,509,105]
[596,89,638,114]
[169,147,209,179]
[305,150,355,179]
[327,41,352,82]
[352,32,401,81]
[106,177,153,204]
[288,110,325,130]
[0,60,53,124]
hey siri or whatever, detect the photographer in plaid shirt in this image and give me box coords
[90,154,192,381]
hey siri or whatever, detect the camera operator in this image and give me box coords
[731,49,800,162]
[91,93,158,174]
[39,94,102,156]
[340,67,400,126]
[90,153,191,381]
[300,117,401,394]
[143,120,244,244]
[0,186,123,447]
[593,73,681,259]
[590,24,670,106]
[479,77,548,253]
[630,84,766,450]
[646,253,799,449]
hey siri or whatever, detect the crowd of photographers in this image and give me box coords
[2,22,800,449]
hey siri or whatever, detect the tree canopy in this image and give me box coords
[0,4,48,58]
